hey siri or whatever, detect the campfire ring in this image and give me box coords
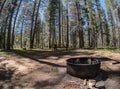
[66,57,101,79]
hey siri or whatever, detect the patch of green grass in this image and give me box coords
[0,48,119,55]
[102,48,120,54]
[72,47,120,54]
[0,49,26,55]
[28,48,51,51]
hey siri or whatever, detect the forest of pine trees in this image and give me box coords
[0,0,120,50]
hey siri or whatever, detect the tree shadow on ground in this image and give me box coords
[0,49,96,68]
[34,73,66,89]
[101,69,120,89]
[96,57,120,63]
[34,60,66,68]
[98,57,120,80]
[0,49,95,57]
[0,49,119,89]
[21,50,95,59]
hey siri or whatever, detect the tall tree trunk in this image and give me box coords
[58,0,61,47]
[7,13,13,50]
[6,0,17,50]
[104,16,110,47]
[41,23,44,49]
[3,16,8,49]
[75,0,84,48]
[118,7,120,20]
[119,27,120,48]
[61,7,64,47]
[31,0,41,48]
[0,0,6,14]
[12,0,22,48]
[95,0,104,47]
[0,26,4,48]
[66,2,69,50]
[30,0,37,48]
[52,20,56,47]
[3,26,6,49]
[49,19,52,48]
[118,7,120,48]
[73,31,77,49]
[88,28,91,47]
[109,10,116,47]
[20,20,24,48]
[88,1,92,48]
[100,27,104,47]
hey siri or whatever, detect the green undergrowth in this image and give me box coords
[101,48,120,54]
[0,49,26,55]
[0,48,119,55]
[83,48,120,54]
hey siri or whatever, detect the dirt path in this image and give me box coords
[0,50,119,89]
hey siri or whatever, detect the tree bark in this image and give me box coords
[7,13,13,50]
[20,20,24,48]
[12,0,22,48]
[31,0,41,49]
[49,18,52,48]
[0,0,6,14]
[3,16,8,49]
[6,0,17,50]
[58,0,61,47]
[30,0,37,48]
[75,0,84,48]
[66,2,69,50]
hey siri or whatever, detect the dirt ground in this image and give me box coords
[0,50,120,89]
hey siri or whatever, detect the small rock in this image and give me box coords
[88,79,96,89]
[95,80,105,88]
[83,79,87,86]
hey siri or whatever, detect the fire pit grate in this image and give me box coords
[66,57,101,79]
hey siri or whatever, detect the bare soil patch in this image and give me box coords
[0,50,119,89]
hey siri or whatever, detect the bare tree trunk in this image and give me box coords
[3,27,6,49]
[20,20,24,48]
[3,16,8,49]
[31,0,41,48]
[119,28,120,48]
[58,0,61,47]
[0,0,6,14]
[0,26,4,48]
[49,19,52,48]
[52,20,56,47]
[30,0,37,49]
[75,0,84,48]
[61,7,64,47]
[109,10,116,48]
[12,0,22,48]
[88,28,91,47]
[118,7,120,48]
[66,3,69,50]
[105,18,110,47]
[7,13,13,50]
[118,7,120,20]
[100,28,104,47]
[95,0,104,47]
[41,23,44,49]
[73,31,77,49]
[6,0,17,50]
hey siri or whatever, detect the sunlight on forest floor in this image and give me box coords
[0,48,120,55]
[0,49,119,89]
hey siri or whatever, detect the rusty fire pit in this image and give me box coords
[67,57,101,79]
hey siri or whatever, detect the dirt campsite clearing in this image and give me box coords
[0,49,120,89]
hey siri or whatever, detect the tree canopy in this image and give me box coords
[0,0,120,50]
